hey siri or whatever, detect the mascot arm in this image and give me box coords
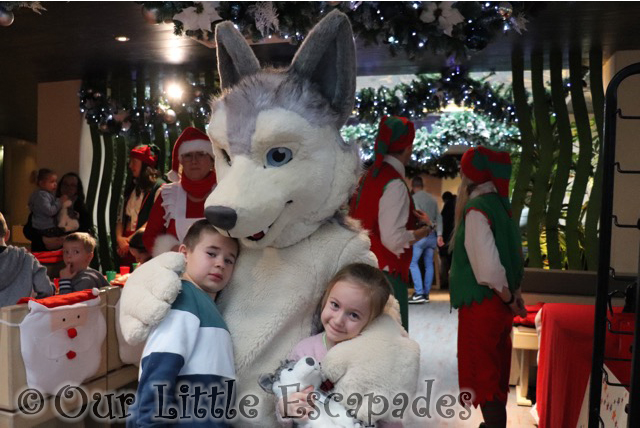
[322,315,421,423]
[337,231,377,268]
[118,252,185,344]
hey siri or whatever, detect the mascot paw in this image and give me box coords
[119,252,185,344]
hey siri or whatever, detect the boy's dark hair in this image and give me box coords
[37,168,55,183]
[183,219,238,253]
[0,212,7,237]
[128,228,148,252]
[411,176,423,188]
[64,232,96,253]
[442,191,454,202]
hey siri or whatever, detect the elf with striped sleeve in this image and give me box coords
[128,220,239,427]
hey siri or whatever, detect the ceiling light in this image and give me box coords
[115,36,130,42]
[166,83,183,100]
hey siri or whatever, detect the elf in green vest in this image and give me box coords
[349,116,432,332]
[450,146,526,428]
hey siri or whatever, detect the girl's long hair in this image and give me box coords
[449,174,477,252]
[56,172,86,205]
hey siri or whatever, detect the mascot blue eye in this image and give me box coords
[266,148,292,167]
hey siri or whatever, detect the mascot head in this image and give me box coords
[204,10,359,249]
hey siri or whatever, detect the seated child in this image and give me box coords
[59,232,109,294]
[277,263,401,427]
[28,168,67,239]
[0,212,54,307]
[127,228,151,265]
[128,219,239,427]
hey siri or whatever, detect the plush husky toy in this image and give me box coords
[57,199,79,232]
[119,10,419,426]
[258,357,364,428]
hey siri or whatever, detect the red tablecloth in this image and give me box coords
[536,304,632,428]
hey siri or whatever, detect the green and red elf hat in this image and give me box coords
[460,146,513,216]
[371,116,415,177]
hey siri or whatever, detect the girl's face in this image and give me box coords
[129,158,142,178]
[60,175,79,199]
[321,280,372,346]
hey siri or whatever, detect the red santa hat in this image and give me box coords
[130,145,158,167]
[167,127,214,182]
[18,288,100,312]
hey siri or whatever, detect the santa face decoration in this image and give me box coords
[19,291,107,395]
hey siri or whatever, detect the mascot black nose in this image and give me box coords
[205,206,237,231]
[305,357,315,366]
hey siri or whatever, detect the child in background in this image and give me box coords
[59,232,109,294]
[28,169,67,239]
[0,212,54,307]
[128,219,238,427]
[277,263,401,427]
[127,228,151,265]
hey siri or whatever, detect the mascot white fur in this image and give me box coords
[119,10,419,426]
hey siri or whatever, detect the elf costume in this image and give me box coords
[350,116,418,331]
[143,127,217,256]
[449,146,523,425]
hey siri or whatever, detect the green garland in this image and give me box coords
[342,110,520,177]
[138,1,534,59]
[353,67,516,123]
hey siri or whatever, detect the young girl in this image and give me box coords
[277,262,401,427]
[449,146,527,428]
[27,169,68,250]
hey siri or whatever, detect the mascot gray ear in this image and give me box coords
[258,373,276,394]
[215,21,261,90]
[289,10,356,127]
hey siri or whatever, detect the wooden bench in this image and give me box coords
[0,286,138,427]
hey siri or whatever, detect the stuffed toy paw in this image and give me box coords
[322,314,420,424]
[118,251,185,344]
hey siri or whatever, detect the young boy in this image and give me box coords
[59,232,109,294]
[0,212,54,307]
[129,219,238,427]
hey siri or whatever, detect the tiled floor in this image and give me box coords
[404,290,537,428]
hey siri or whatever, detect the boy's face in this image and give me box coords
[40,174,58,193]
[180,231,238,297]
[62,241,93,272]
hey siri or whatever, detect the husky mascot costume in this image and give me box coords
[119,10,419,426]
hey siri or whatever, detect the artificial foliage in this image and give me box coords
[353,68,517,124]
[138,1,534,59]
[78,71,219,146]
[342,110,520,177]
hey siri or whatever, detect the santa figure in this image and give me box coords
[19,289,106,395]
[143,127,217,256]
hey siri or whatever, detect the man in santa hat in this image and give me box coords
[349,116,432,332]
[143,127,217,256]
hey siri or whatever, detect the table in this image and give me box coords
[536,304,632,428]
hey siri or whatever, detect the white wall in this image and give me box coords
[36,80,84,177]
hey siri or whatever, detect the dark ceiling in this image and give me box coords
[2,1,640,141]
